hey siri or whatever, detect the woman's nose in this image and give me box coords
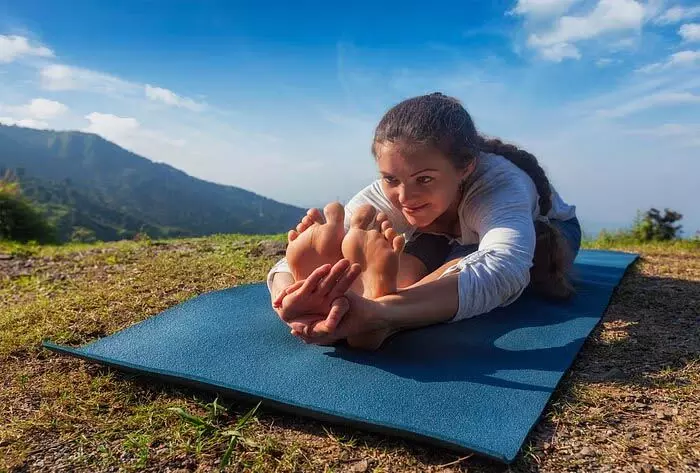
[398,184,417,204]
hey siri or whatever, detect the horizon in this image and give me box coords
[1,0,698,237]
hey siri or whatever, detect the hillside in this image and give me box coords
[0,124,306,241]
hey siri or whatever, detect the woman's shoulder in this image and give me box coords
[467,152,576,220]
[464,153,539,203]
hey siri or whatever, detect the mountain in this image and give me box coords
[0,124,306,242]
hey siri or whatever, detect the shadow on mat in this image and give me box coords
[323,264,625,392]
[326,272,617,391]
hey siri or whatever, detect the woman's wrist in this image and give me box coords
[374,274,460,331]
[270,272,295,301]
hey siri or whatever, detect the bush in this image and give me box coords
[592,207,687,246]
[0,179,56,244]
[632,208,683,242]
[70,226,97,243]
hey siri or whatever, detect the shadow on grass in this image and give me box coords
[517,255,699,468]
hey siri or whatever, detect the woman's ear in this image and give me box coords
[460,158,477,180]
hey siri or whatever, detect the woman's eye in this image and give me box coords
[383,177,397,185]
[417,176,433,184]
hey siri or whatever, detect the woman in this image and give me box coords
[268,92,581,349]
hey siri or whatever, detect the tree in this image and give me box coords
[633,208,683,242]
[70,226,97,243]
[0,172,56,243]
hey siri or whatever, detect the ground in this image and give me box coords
[1,236,698,472]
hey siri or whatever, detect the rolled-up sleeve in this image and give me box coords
[438,180,537,322]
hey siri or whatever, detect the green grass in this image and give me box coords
[1,233,698,472]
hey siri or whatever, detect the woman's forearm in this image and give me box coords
[377,272,460,331]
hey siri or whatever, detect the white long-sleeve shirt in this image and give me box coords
[266,152,577,322]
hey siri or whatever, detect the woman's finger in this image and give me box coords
[329,263,361,298]
[299,264,332,294]
[317,259,350,295]
[289,321,310,334]
[272,279,304,307]
[312,296,350,335]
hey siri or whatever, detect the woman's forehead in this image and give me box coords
[375,142,451,172]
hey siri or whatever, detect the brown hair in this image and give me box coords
[372,92,574,299]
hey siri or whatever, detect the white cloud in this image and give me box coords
[608,36,639,51]
[144,84,206,111]
[39,65,207,114]
[21,98,68,119]
[83,112,141,141]
[624,123,700,147]
[626,122,700,136]
[82,112,186,157]
[679,23,700,42]
[596,57,616,66]
[0,117,50,129]
[529,0,645,46]
[654,5,700,25]
[540,42,582,61]
[508,0,581,18]
[40,64,136,94]
[0,98,68,129]
[0,35,53,63]
[596,91,700,117]
[637,49,700,72]
[525,0,646,61]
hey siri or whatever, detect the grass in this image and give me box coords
[1,234,699,472]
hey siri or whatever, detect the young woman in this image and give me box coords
[267,92,581,349]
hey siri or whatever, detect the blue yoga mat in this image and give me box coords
[44,249,637,463]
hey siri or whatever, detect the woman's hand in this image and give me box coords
[289,291,391,346]
[272,259,361,332]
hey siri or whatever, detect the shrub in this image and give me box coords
[0,179,56,244]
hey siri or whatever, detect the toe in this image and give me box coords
[301,215,315,229]
[288,229,299,242]
[308,208,324,224]
[323,202,345,225]
[392,234,405,253]
[350,204,378,230]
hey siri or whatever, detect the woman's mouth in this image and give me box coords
[404,204,428,213]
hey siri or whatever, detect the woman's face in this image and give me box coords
[375,141,471,229]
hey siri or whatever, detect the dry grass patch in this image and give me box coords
[1,237,699,472]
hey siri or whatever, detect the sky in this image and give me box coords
[0,0,698,237]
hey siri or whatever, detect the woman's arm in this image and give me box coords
[270,271,295,301]
[379,272,460,330]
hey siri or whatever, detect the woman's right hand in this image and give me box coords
[272,259,361,330]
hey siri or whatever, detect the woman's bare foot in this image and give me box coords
[285,202,346,282]
[341,205,405,350]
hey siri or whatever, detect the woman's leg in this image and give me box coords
[398,233,453,288]
[402,242,479,289]
[552,217,582,263]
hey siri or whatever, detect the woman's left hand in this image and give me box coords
[288,290,389,345]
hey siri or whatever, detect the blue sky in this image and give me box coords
[1,0,699,236]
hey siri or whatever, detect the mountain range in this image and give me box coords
[0,124,306,242]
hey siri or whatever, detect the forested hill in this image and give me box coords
[0,124,306,242]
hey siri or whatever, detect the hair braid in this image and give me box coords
[476,137,552,216]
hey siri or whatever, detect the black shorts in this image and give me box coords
[403,217,582,275]
[403,233,478,274]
